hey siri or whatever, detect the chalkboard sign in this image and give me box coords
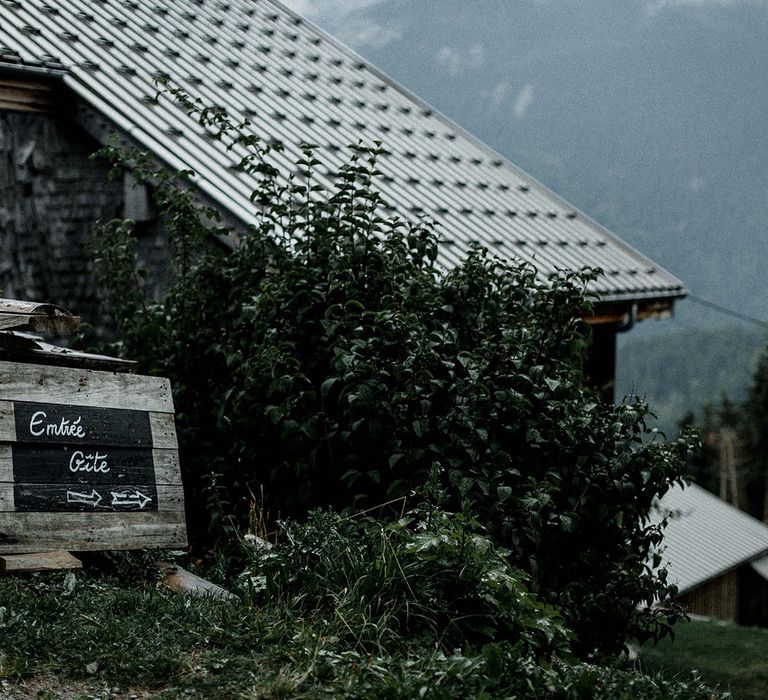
[0,361,186,553]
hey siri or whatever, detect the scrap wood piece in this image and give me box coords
[157,560,236,600]
[0,550,82,573]
[0,299,80,334]
[0,331,136,371]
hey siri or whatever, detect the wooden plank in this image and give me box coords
[0,80,57,114]
[0,335,134,372]
[0,550,82,573]
[0,476,12,511]
[0,314,80,333]
[0,362,174,412]
[153,449,182,485]
[11,445,157,484]
[0,444,11,511]
[0,401,15,442]
[150,413,178,449]
[0,511,187,553]
[13,483,159,513]
[0,484,184,514]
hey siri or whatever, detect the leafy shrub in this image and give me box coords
[90,92,696,658]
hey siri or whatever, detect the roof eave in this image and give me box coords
[677,546,768,596]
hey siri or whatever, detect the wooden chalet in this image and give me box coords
[653,483,768,626]
[0,0,686,396]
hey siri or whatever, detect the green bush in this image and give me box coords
[90,93,696,658]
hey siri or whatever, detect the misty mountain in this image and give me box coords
[297,0,768,424]
[307,0,768,322]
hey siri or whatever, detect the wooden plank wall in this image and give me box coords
[680,570,739,622]
[0,361,187,553]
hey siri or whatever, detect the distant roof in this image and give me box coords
[0,0,686,303]
[652,483,768,593]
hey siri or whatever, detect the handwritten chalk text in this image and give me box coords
[69,450,110,474]
[29,411,86,439]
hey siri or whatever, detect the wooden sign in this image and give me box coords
[0,361,186,553]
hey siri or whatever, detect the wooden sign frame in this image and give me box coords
[0,361,186,553]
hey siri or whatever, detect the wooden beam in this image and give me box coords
[0,77,59,114]
[584,299,676,325]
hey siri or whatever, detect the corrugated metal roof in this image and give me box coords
[0,0,686,303]
[651,483,768,593]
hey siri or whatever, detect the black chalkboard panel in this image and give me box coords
[12,444,156,486]
[14,483,159,512]
[13,402,152,447]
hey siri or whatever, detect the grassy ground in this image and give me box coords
[640,617,768,699]
[0,562,537,699]
[0,555,721,700]
[0,566,449,699]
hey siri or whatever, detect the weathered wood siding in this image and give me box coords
[680,570,740,622]
[0,108,167,325]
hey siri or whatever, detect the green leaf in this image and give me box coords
[497,486,512,503]
[320,377,339,397]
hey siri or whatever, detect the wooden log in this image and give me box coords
[157,561,236,600]
[0,550,82,573]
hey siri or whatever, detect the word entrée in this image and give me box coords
[29,411,86,439]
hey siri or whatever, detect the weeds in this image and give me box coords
[242,508,569,658]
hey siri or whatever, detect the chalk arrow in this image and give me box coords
[67,489,102,507]
[110,488,152,509]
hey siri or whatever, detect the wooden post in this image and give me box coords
[584,324,616,403]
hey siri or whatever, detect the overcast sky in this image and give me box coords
[283,0,765,18]
[280,0,385,22]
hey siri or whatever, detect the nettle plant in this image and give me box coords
[91,90,697,658]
